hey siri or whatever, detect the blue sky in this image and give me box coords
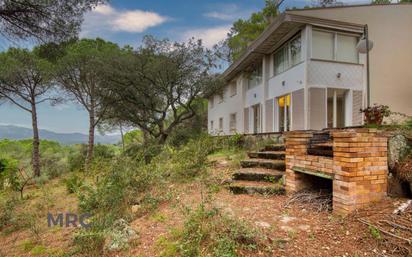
[0,0,371,134]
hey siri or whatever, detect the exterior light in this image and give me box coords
[356,38,374,54]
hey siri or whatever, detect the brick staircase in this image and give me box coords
[227,144,286,195]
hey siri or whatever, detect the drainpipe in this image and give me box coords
[365,25,371,107]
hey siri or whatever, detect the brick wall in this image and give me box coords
[285,128,388,215]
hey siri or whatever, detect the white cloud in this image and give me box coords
[203,3,256,21]
[81,4,168,37]
[112,10,167,33]
[182,25,231,48]
[204,11,235,21]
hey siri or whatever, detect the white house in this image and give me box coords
[208,4,412,135]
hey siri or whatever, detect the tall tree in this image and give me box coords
[101,36,223,144]
[0,0,105,42]
[0,48,57,176]
[55,38,119,167]
[224,0,280,62]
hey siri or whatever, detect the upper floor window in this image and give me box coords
[219,117,223,132]
[209,96,214,108]
[229,82,237,97]
[312,29,359,63]
[218,93,224,104]
[274,34,302,75]
[247,63,262,90]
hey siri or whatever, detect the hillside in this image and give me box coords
[0,125,120,144]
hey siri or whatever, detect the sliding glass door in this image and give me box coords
[278,95,291,132]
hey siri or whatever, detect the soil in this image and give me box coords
[1,157,411,257]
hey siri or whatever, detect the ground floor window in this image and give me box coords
[219,117,223,132]
[229,113,237,132]
[210,120,214,131]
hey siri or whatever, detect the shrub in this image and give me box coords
[361,104,391,126]
[64,174,84,194]
[73,230,105,255]
[159,203,263,257]
[165,135,215,180]
[227,133,245,149]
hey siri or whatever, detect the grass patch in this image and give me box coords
[157,202,266,257]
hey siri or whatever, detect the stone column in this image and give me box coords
[285,131,313,192]
[332,128,388,214]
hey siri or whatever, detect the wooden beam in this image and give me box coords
[292,166,334,180]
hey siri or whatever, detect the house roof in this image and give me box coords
[222,13,365,82]
[286,2,412,12]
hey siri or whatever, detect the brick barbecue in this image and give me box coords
[285,128,388,215]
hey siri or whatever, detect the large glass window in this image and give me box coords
[290,36,302,66]
[312,30,334,61]
[337,34,358,63]
[247,64,262,89]
[312,29,359,63]
[274,34,301,75]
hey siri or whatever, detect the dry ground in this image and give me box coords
[0,155,410,257]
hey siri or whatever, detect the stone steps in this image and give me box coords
[240,158,286,171]
[247,151,285,160]
[263,144,285,152]
[228,181,285,195]
[227,142,286,196]
[233,168,284,182]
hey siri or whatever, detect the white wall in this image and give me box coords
[268,62,305,100]
[245,84,263,108]
[307,60,364,91]
[208,75,244,135]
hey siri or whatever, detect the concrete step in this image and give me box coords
[233,168,284,182]
[247,151,285,160]
[240,159,286,171]
[263,144,285,152]
[228,181,285,195]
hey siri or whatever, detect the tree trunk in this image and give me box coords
[119,123,125,151]
[31,103,41,177]
[85,110,95,169]
[158,133,168,145]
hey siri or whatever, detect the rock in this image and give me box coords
[280,216,296,224]
[388,134,409,170]
[105,219,138,251]
[131,205,140,214]
[255,221,271,229]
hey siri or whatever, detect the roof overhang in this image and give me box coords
[223,13,365,82]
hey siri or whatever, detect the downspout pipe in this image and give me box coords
[365,24,371,107]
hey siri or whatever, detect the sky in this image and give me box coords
[0,0,372,134]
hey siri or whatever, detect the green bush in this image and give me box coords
[64,174,84,194]
[159,203,262,257]
[73,230,105,255]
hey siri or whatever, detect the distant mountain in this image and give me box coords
[0,125,120,145]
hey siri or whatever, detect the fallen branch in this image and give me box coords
[284,189,332,212]
[379,219,412,233]
[358,218,412,245]
[393,200,412,215]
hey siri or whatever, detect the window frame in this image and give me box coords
[311,28,360,64]
[209,96,214,109]
[229,113,237,132]
[218,117,223,132]
[229,82,237,97]
[273,33,302,76]
[247,63,263,90]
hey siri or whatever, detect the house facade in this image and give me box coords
[208,4,412,135]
